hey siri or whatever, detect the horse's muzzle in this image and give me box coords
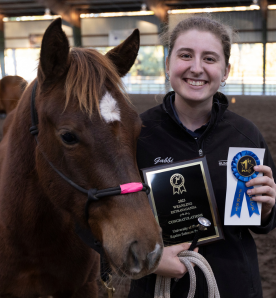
[126,241,163,276]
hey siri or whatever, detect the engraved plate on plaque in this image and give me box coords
[141,157,224,247]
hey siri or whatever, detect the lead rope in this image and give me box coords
[155,218,220,298]
[154,250,220,298]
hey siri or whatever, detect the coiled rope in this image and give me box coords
[154,250,220,298]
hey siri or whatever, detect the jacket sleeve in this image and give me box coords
[249,138,276,234]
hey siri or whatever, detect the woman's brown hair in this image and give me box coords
[161,15,234,66]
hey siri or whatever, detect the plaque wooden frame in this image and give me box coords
[141,156,224,247]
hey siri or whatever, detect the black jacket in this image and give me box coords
[128,91,276,298]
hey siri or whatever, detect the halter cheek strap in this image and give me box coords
[85,183,150,220]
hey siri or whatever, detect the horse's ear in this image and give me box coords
[105,29,140,77]
[39,18,70,83]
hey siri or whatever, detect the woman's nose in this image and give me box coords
[190,58,203,75]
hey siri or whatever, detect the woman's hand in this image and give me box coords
[153,243,198,279]
[246,165,276,224]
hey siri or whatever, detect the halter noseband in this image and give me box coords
[29,81,150,221]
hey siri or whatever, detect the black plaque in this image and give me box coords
[141,157,224,247]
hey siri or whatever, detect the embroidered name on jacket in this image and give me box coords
[154,157,174,164]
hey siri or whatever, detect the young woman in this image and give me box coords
[128,16,276,298]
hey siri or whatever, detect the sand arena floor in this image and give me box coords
[0,95,276,297]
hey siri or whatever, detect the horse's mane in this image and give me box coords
[65,48,128,116]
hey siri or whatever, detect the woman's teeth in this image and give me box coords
[186,79,206,86]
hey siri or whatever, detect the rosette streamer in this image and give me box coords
[231,151,260,217]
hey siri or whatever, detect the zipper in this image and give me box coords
[238,229,255,293]
[164,100,207,157]
[198,140,204,157]
[165,102,207,157]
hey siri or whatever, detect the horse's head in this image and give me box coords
[33,18,163,278]
[0,76,27,114]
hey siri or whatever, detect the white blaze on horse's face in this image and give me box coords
[100,92,121,123]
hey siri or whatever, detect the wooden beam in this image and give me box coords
[70,12,82,47]
[145,0,168,22]
[260,0,268,95]
[37,0,79,26]
[67,0,143,4]
[0,0,36,3]
[0,3,43,9]
[0,15,5,77]
[36,1,83,46]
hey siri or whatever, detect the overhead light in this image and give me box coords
[250,0,259,9]
[168,5,260,14]
[250,5,259,9]
[80,11,154,18]
[3,15,59,22]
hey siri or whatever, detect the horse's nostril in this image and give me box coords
[147,243,162,270]
[126,242,162,274]
[128,241,143,274]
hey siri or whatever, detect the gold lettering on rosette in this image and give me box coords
[241,158,254,174]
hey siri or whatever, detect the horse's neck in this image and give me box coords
[0,88,65,236]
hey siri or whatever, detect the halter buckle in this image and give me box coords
[101,274,115,298]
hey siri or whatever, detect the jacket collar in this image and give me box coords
[162,91,229,125]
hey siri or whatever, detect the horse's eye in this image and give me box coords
[61,132,78,145]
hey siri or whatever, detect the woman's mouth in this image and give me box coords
[184,79,207,86]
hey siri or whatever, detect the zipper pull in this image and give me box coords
[199,149,203,156]
[239,230,242,239]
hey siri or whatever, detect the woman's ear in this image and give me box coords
[222,63,231,82]
[165,56,170,76]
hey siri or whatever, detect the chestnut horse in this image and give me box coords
[0,76,27,139]
[0,18,162,297]
[0,75,27,114]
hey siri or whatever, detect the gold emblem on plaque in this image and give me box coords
[170,173,186,195]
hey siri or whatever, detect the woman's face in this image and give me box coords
[166,29,230,104]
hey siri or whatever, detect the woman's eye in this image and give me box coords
[181,54,191,59]
[205,57,215,62]
[61,132,78,145]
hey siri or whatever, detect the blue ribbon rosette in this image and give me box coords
[231,150,260,217]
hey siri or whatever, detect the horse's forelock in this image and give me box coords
[65,48,128,117]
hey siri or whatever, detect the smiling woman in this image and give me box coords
[166,29,230,120]
[128,15,276,298]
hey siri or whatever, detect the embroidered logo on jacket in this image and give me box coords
[218,160,227,166]
[154,157,174,164]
